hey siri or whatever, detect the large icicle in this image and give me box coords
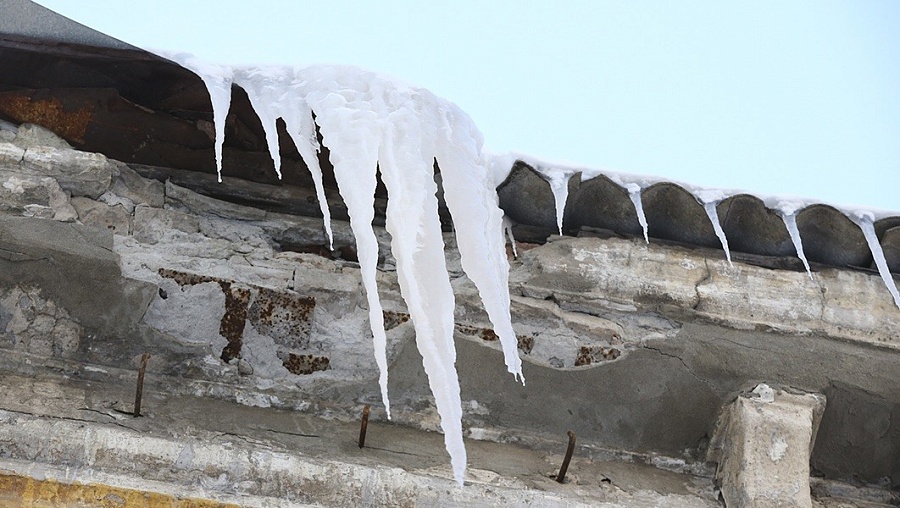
[307,81,393,421]
[779,210,812,278]
[166,56,537,486]
[378,96,467,485]
[852,212,900,310]
[624,183,649,243]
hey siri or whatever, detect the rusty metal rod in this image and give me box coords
[556,430,576,483]
[133,353,151,417]
[358,404,371,449]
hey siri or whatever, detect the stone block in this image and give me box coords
[0,142,24,167]
[110,162,164,208]
[133,205,200,244]
[0,169,77,221]
[709,384,826,508]
[12,123,72,150]
[71,196,132,235]
[0,216,156,336]
[21,146,111,198]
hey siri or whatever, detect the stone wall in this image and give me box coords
[0,123,898,504]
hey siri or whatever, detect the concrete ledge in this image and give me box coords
[0,374,719,507]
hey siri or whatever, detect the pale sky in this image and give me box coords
[35,1,900,211]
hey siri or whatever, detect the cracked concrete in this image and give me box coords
[0,371,721,507]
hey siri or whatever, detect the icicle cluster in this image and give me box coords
[166,51,898,485]
[167,55,526,485]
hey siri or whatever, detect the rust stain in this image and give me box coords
[0,94,92,144]
[0,472,238,507]
[382,310,410,330]
[454,323,533,354]
[157,269,250,362]
[517,335,535,355]
[248,287,315,349]
[282,353,330,375]
[218,283,251,363]
[158,268,219,287]
[574,345,621,367]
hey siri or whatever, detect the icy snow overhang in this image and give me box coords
[2,1,897,284]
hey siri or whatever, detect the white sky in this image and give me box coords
[36,1,900,211]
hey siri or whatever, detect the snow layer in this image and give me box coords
[164,55,523,485]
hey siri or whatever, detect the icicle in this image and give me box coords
[438,104,524,389]
[165,58,527,486]
[779,212,812,278]
[378,103,467,485]
[625,183,649,243]
[232,66,335,248]
[852,213,900,310]
[282,99,335,250]
[162,53,233,183]
[233,67,288,180]
[702,200,732,266]
[309,88,393,421]
[502,215,518,259]
[535,168,574,235]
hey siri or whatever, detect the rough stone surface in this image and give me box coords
[20,145,112,198]
[514,236,900,349]
[0,216,155,337]
[71,195,132,234]
[110,161,165,208]
[0,285,81,357]
[11,122,72,150]
[709,386,826,508]
[133,204,200,244]
[0,168,77,221]
[0,130,898,504]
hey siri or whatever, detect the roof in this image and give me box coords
[0,0,134,50]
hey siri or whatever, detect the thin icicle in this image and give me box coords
[852,213,900,310]
[438,104,524,387]
[779,211,812,278]
[624,183,649,243]
[283,99,335,250]
[232,67,288,179]
[531,166,574,235]
[701,200,732,266]
[232,68,333,247]
[502,215,518,259]
[162,52,233,182]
